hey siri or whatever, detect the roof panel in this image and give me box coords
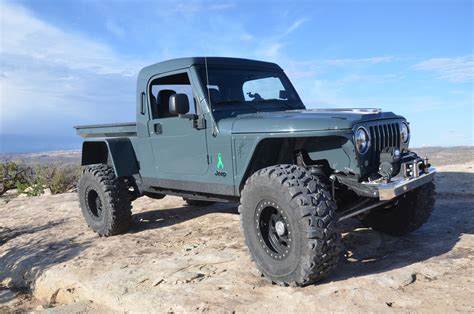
[138,57,281,80]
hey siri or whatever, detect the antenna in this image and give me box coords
[205,56,219,136]
[204,57,211,110]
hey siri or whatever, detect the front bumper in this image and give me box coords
[362,167,436,200]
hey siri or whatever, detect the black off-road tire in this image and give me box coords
[361,182,436,236]
[78,165,132,236]
[306,165,330,190]
[183,198,215,207]
[239,164,341,287]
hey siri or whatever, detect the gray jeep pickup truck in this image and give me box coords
[75,57,436,286]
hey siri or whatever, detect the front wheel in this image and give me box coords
[239,165,341,286]
[78,165,132,236]
[361,182,436,236]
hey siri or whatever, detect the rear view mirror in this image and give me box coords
[169,94,189,115]
[279,90,288,99]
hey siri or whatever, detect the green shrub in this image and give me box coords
[0,161,81,197]
[49,165,81,194]
[16,181,44,196]
[0,161,30,196]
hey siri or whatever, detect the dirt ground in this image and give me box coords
[1,150,473,313]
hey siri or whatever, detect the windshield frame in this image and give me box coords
[194,64,305,120]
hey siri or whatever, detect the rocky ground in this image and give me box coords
[0,148,473,313]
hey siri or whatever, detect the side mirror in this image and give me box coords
[169,94,189,115]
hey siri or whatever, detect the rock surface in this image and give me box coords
[1,162,473,313]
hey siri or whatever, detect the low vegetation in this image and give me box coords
[0,161,81,197]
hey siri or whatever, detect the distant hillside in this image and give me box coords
[0,150,81,165]
[414,146,474,166]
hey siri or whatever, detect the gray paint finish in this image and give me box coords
[74,57,410,198]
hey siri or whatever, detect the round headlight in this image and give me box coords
[355,127,370,154]
[400,122,410,143]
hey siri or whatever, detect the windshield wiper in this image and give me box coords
[278,102,294,110]
[214,100,259,112]
[251,99,294,110]
[214,99,241,105]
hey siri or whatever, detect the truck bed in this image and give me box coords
[74,122,137,138]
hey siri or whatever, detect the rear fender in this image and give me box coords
[81,138,139,177]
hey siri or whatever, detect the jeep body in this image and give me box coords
[75,57,436,286]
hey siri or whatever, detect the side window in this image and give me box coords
[243,77,285,101]
[149,73,196,119]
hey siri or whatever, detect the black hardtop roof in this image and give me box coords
[138,57,282,79]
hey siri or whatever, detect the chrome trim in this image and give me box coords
[362,167,436,201]
[354,126,371,155]
[308,108,382,114]
[401,121,410,144]
[366,121,402,154]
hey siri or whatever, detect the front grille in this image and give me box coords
[369,122,401,153]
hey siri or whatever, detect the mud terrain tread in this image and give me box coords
[78,164,132,236]
[305,165,330,190]
[239,164,341,286]
[362,182,436,236]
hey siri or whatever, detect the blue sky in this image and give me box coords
[0,0,473,153]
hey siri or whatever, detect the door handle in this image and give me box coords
[153,123,162,134]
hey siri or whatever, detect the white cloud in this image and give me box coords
[208,3,236,11]
[413,55,474,83]
[257,43,283,60]
[281,18,309,37]
[105,20,126,38]
[0,2,144,135]
[336,73,402,84]
[324,56,396,67]
[253,18,309,61]
[276,56,398,78]
[0,4,140,76]
[279,56,400,92]
[168,1,236,16]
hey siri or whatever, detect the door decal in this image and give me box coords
[215,153,227,177]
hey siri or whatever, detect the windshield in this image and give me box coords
[197,66,305,119]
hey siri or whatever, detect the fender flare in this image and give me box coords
[81,138,139,177]
[236,133,355,193]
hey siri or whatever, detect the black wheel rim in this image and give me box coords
[85,186,103,220]
[255,199,292,260]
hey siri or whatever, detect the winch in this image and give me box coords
[378,147,401,179]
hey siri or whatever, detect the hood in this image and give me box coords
[217,109,403,134]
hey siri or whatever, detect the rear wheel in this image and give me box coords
[78,165,132,236]
[361,182,436,236]
[239,165,341,286]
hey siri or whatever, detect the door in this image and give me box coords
[147,71,209,177]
